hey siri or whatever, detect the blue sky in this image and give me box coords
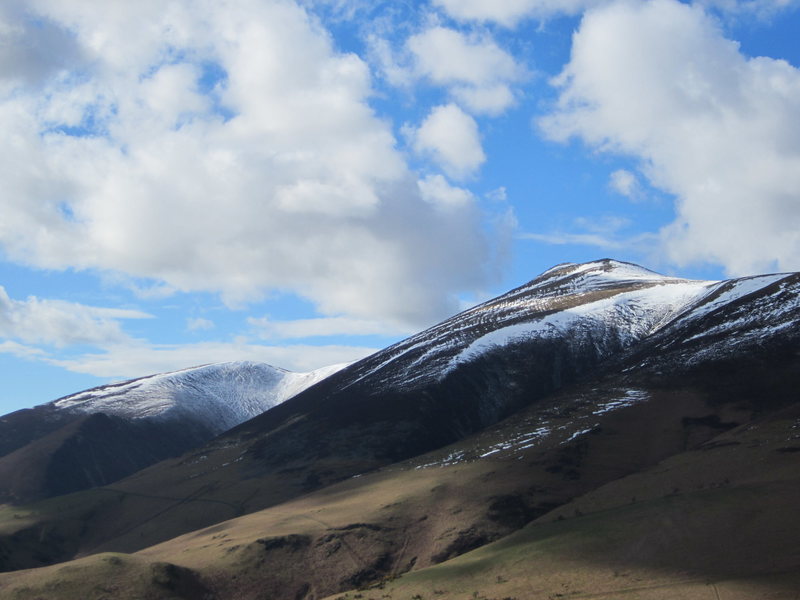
[1,0,799,414]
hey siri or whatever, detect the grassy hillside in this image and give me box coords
[2,388,797,598]
[328,404,800,600]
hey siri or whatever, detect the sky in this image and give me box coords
[1,0,799,414]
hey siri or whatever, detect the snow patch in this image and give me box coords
[592,389,649,415]
[414,450,467,469]
[562,425,598,445]
[477,426,553,458]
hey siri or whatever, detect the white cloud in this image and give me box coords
[521,216,645,250]
[540,0,800,276]
[432,0,797,25]
[0,340,47,359]
[0,287,378,378]
[412,104,486,179]
[696,0,799,17]
[248,316,410,340]
[522,231,625,249]
[0,0,502,329]
[298,0,370,21]
[49,341,377,378]
[432,0,608,26]
[486,187,509,203]
[0,286,152,347]
[367,34,416,88]
[608,169,643,200]
[418,175,475,210]
[187,317,215,332]
[452,85,517,117]
[407,26,525,115]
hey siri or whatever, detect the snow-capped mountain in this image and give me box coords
[0,361,345,501]
[342,259,716,391]
[2,258,799,593]
[53,361,347,434]
[223,259,799,483]
[336,259,799,395]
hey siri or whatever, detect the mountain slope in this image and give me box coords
[0,258,798,597]
[0,361,344,502]
[2,331,798,598]
[341,402,800,600]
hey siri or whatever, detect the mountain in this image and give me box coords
[0,361,345,502]
[0,259,798,599]
[206,259,797,483]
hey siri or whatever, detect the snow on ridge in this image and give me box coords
[502,261,707,315]
[275,362,349,400]
[530,259,689,290]
[441,279,714,376]
[53,363,219,405]
[674,274,798,349]
[346,261,707,389]
[53,361,346,434]
[676,273,790,324]
[560,259,669,280]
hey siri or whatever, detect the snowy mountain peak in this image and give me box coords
[518,258,704,301]
[540,258,670,280]
[52,360,346,434]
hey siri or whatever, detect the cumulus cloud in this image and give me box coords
[411,104,486,179]
[418,174,475,210]
[540,0,800,276]
[407,26,525,115]
[0,0,502,329]
[0,286,151,347]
